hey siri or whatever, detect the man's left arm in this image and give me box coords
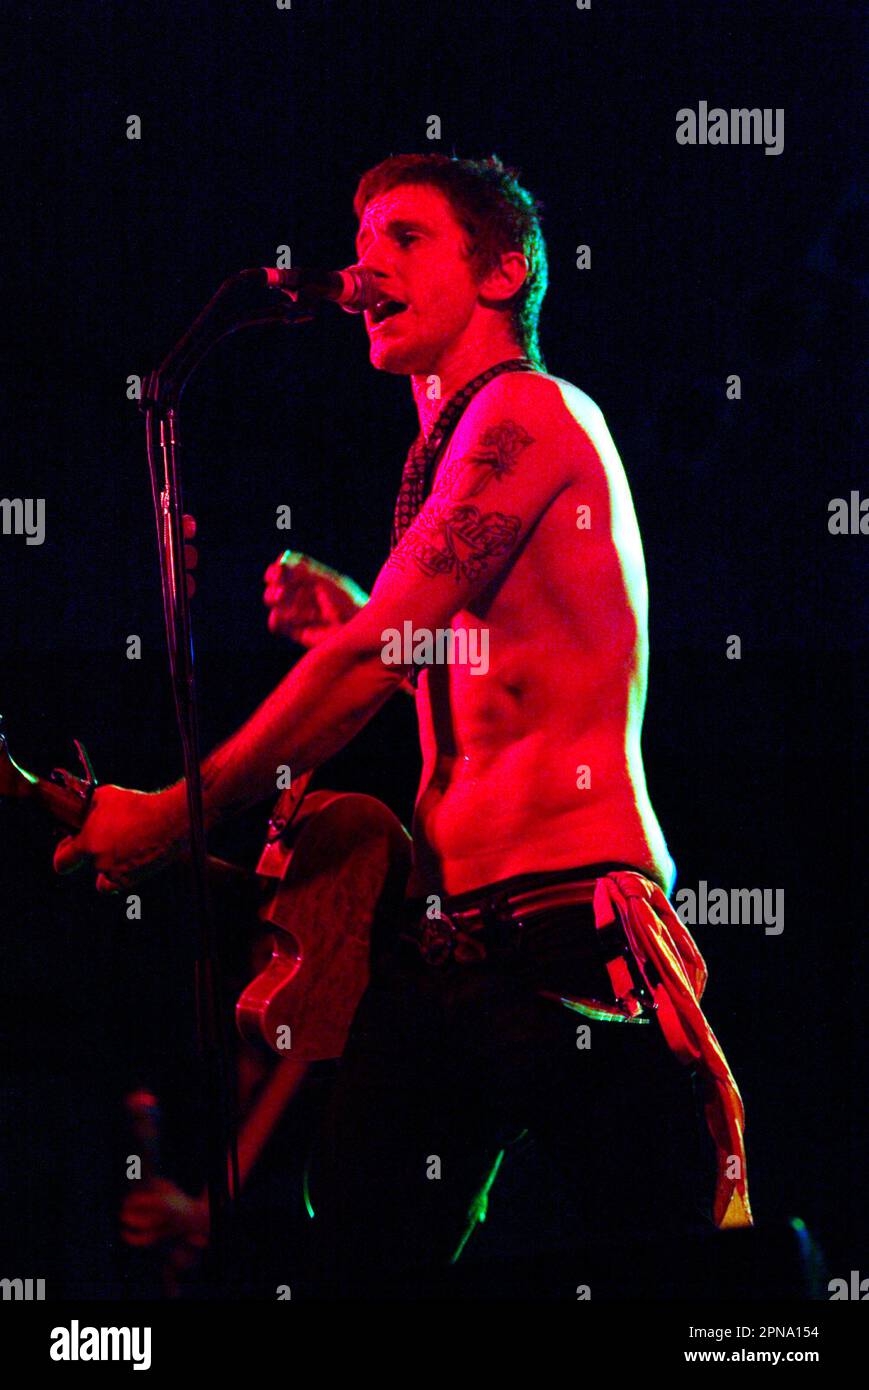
[54,375,577,889]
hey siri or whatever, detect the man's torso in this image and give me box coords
[406,370,675,897]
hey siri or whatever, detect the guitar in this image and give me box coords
[0,720,412,1060]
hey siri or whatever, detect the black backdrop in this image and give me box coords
[0,0,865,1298]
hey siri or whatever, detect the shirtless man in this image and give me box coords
[54,155,731,1293]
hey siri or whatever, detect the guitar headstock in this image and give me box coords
[0,716,39,799]
[0,716,97,829]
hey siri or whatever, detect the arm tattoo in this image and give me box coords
[387,418,534,582]
[432,419,535,498]
[387,499,521,582]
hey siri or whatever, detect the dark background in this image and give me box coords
[0,0,865,1297]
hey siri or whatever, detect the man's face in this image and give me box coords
[354,184,485,374]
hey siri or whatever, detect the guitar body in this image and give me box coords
[237,789,412,1061]
[0,722,413,1066]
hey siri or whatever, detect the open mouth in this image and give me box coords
[369,298,408,325]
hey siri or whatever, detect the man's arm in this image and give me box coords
[54,374,579,887]
[193,375,578,829]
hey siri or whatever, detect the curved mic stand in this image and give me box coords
[139,275,314,1293]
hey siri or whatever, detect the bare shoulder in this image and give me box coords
[535,372,620,467]
[457,369,618,482]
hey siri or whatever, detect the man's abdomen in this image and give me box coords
[408,734,674,897]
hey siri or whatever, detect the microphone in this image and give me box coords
[254,264,378,314]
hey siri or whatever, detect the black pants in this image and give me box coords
[305,865,717,1296]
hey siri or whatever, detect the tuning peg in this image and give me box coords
[50,739,98,810]
[73,740,97,790]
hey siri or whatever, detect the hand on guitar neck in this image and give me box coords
[52,785,190,894]
[6,529,414,891]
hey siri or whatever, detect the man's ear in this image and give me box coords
[477,251,529,307]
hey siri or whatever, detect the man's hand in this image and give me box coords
[52,785,186,894]
[263,550,368,647]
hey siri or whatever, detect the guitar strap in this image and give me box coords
[389,356,538,687]
[389,356,538,552]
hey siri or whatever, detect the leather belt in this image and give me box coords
[399,877,636,977]
[441,878,598,926]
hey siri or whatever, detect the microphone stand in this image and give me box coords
[139,273,314,1294]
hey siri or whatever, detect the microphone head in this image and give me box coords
[339,265,379,314]
[258,264,380,313]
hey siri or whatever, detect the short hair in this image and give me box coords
[353,153,548,370]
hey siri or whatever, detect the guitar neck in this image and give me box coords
[33,776,89,831]
[0,741,89,832]
[1,731,316,864]
[1,737,261,904]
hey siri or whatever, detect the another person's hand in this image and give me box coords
[52,785,185,893]
[263,550,368,647]
[182,513,197,597]
[121,1178,209,1249]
